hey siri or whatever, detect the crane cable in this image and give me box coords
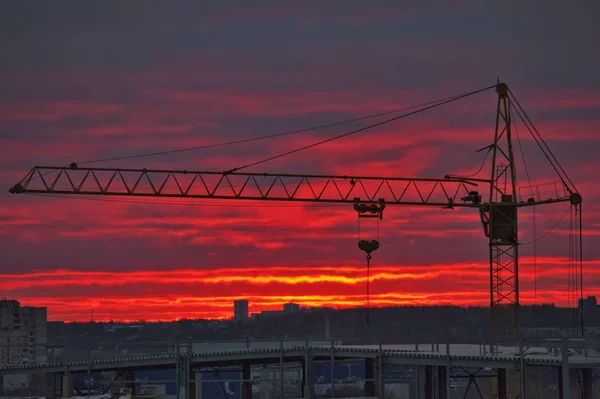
[510,102,538,322]
[508,90,578,193]
[357,211,375,327]
[455,147,492,178]
[22,193,349,208]
[569,205,576,331]
[579,201,584,336]
[519,207,570,246]
[366,253,371,327]
[76,94,473,165]
[570,204,584,335]
[511,92,584,334]
[224,84,497,173]
[20,86,494,185]
[365,218,381,327]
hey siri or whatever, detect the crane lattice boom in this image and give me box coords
[9,166,572,209]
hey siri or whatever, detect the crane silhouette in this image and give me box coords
[9,83,583,340]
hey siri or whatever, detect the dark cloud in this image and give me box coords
[1,1,598,319]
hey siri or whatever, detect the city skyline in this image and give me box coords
[2,2,599,322]
[0,295,588,324]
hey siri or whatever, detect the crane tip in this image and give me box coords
[496,83,508,96]
[570,192,582,205]
[9,184,24,194]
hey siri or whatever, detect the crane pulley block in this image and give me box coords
[354,198,386,220]
[355,198,382,259]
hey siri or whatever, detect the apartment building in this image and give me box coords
[0,298,47,367]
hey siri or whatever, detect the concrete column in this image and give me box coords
[558,367,564,399]
[303,344,312,399]
[557,367,563,399]
[497,368,507,399]
[258,368,272,399]
[117,370,136,394]
[424,365,433,399]
[437,366,448,399]
[189,369,196,399]
[241,362,252,399]
[123,370,136,395]
[281,340,286,399]
[301,360,306,398]
[62,373,74,398]
[194,372,203,399]
[330,340,335,398]
[581,368,593,399]
[364,358,375,397]
[53,372,62,398]
[376,355,384,399]
[561,340,570,399]
[177,357,188,399]
[411,366,418,399]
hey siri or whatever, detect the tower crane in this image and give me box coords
[8,83,583,339]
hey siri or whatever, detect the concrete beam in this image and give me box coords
[385,355,519,370]
[0,357,178,375]
[13,348,600,377]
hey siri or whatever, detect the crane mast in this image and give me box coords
[8,83,581,340]
[486,83,522,339]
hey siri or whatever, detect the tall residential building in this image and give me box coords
[233,300,249,321]
[0,298,47,367]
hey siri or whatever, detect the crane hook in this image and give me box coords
[358,239,379,255]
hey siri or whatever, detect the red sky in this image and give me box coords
[1,2,599,321]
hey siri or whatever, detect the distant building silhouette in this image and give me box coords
[579,296,597,311]
[0,298,47,367]
[283,303,300,313]
[233,300,249,321]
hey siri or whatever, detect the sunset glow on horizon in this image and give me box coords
[4,256,597,322]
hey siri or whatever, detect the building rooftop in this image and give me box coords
[0,298,20,308]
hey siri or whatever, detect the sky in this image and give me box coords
[1,1,599,322]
